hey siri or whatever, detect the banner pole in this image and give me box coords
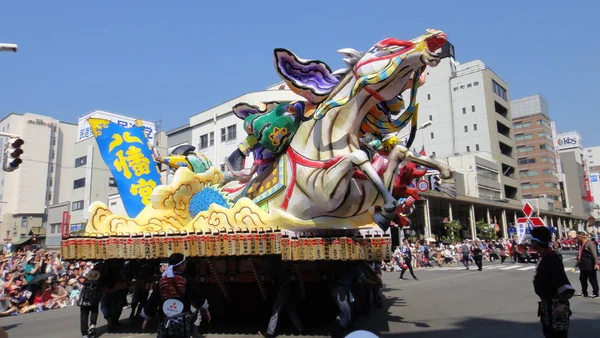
[135,119,164,185]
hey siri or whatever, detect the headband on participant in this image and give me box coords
[530,236,552,247]
[162,257,186,278]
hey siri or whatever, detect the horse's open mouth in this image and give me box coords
[426,33,448,56]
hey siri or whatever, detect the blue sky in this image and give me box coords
[1,1,598,145]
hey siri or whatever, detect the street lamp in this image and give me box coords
[0,43,18,53]
[396,121,433,141]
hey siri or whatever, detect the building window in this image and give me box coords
[220,164,226,172]
[20,234,26,239]
[475,144,480,151]
[74,156,87,168]
[209,132,214,146]
[430,132,434,139]
[473,124,478,131]
[538,132,552,140]
[514,122,532,129]
[471,105,476,112]
[467,83,472,88]
[462,107,466,114]
[474,81,479,86]
[543,169,554,175]
[427,94,431,100]
[519,170,538,177]
[476,167,498,181]
[429,115,432,121]
[517,146,534,153]
[431,151,436,157]
[453,87,458,91]
[50,223,60,234]
[478,187,501,200]
[73,178,86,189]
[47,192,52,201]
[72,200,84,211]
[200,134,208,149]
[515,133,533,141]
[464,126,468,132]
[221,125,237,142]
[518,158,536,165]
[492,79,508,100]
[460,85,465,89]
[540,144,549,150]
[21,217,27,228]
[109,177,117,187]
[466,146,470,152]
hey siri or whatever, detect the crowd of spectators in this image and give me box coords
[0,248,90,316]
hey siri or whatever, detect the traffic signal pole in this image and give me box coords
[0,132,21,138]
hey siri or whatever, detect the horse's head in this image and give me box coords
[350,29,448,101]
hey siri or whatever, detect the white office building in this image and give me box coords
[0,113,76,249]
[402,58,520,203]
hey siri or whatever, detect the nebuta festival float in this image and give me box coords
[62,29,457,326]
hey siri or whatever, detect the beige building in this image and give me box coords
[403,58,521,203]
[0,113,76,249]
[511,95,562,211]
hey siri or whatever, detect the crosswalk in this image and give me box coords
[420,264,581,274]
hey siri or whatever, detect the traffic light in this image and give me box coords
[429,174,441,192]
[429,173,457,198]
[3,137,24,172]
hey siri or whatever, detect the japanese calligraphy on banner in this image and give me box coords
[77,110,156,142]
[88,118,161,218]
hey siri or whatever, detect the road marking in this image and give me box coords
[563,257,576,262]
[386,271,479,289]
[499,265,521,270]
[483,265,503,270]
[517,266,536,271]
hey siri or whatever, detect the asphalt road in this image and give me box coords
[2,252,599,337]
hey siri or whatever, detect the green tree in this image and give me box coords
[476,220,496,241]
[442,220,462,242]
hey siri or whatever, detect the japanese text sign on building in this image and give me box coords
[88,118,162,218]
[516,202,545,243]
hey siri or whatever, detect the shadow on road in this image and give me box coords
[2,324,19,332]
[378,317,600,337]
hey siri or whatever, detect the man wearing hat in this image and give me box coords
[142,253,210,338]
[575,231,599,298]
[528,226,575,337]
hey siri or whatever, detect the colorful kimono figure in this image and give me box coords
[225,101,307,181]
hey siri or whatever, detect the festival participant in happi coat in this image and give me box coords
[528,226,575,338]
[142,254,211,338]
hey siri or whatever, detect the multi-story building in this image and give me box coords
[45,110,158,249]
[0,113,76,249]
[511,95,562,211]
[556,131,594,218]
[585,146,600,173]
[408,58,520,202]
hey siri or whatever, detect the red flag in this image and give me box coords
[419,146,426,156]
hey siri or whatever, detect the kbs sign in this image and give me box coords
[61,211,71,239]
[556,133,581,150]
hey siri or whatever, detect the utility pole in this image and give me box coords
[0,43,18,53]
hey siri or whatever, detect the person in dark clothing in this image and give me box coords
[511,236,519,263]
[497,241,508,264]
[460,243,471,270]
[399,240,418,280]
[574,231,600,298]
[472,241,483,271]
[528,226,574,338]
[142,254,211,338]
[78,266,104,338]
[259,259,303,338]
